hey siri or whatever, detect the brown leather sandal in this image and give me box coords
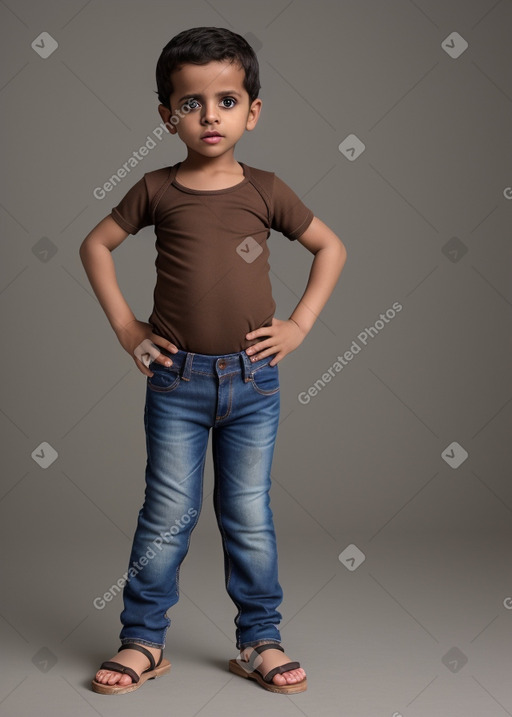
[228,642,307,694]
[91,642,171,695]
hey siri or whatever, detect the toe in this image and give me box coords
[272,672,286,685]
[106,671,132,686]
[106,671,121,685]
[95,668,133,686]
[95,669,111,684]
[294,668,306,682]
[273,667,306,685]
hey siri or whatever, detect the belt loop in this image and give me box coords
[181,352,194,381]
[240,349,252,381]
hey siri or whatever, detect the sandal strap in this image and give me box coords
[99,660,141,684]
[118,643,160,670]
[243,643,284,674]
[244,644,301,684]
[262,660,301,684]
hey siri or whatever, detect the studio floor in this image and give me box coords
[1,521,510,717]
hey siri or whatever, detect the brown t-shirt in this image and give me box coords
[110,161,314,354]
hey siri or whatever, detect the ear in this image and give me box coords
[158,104,177,134]
[246,98,262,131]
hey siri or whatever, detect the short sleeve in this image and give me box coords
[271,175,314,241]
[110,175,153,235]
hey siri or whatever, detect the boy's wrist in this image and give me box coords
[288,316,308,336]
[112,316,138,336]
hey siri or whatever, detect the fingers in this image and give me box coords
[134,336,179,367]
[246,332,277,358]
[133,339,162,367]
[247,345,282,364]
[246,319,278,342]
[134,356,154,377]
[247,345,280,363]
[152,336,179,354]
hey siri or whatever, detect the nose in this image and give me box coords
[201,101,220,124]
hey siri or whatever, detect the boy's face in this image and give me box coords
[158,59,261,159]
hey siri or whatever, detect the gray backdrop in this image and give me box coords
[1,1,511,716]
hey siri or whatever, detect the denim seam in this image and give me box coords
[249,377,280,396]
[120,637,165,649]
[191,369,240,378]
[239,638,282,650]
[215,375,234,422]
[250,361,273,374]
[146,384,181,394]
[175,451,205,598]
[248,361,280,396]
[212,434,242,645]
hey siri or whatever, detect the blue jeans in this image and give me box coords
[119,347,283,651]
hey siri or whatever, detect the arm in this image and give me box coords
[288,215,347,336]
[245,216,347,364]
[79,216,136,335]
[79,216,178,375]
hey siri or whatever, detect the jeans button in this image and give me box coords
[218,359,226,369]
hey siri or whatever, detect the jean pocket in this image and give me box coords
[147,362,181,393]
[250,361,280,396]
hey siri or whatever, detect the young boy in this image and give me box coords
[80,26,346,696]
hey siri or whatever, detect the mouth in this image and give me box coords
[201,132,223,144]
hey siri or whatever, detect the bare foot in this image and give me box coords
[240,643,306,686]
[94,644,162,687]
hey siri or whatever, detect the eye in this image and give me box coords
[221,97,236,108]
[184,98,199,110]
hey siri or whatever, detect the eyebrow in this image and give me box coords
[177,90,243,102]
